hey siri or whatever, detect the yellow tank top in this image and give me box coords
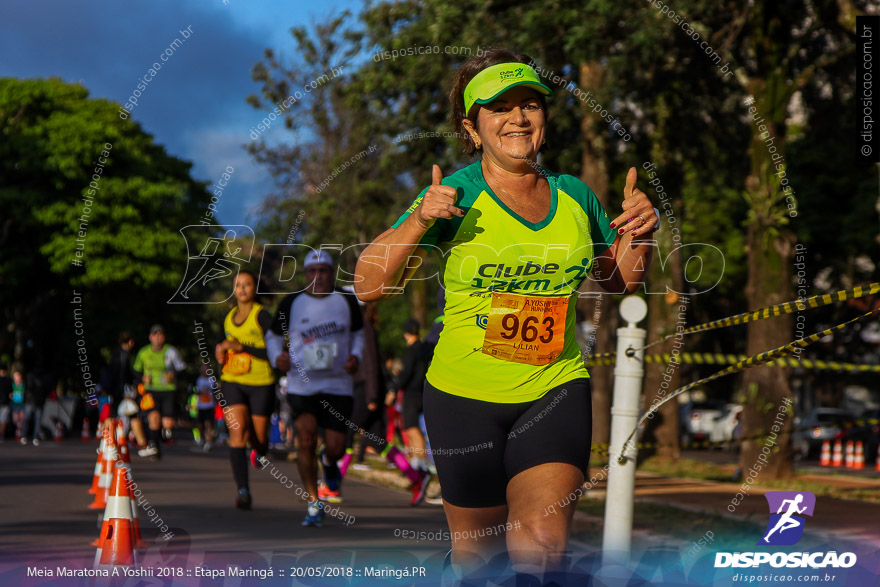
[221,303,275,386]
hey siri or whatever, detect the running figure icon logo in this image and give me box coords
[758,491,816,546]
[169,225,255,304]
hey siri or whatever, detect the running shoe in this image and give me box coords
[301,501,324,527]
[351,463,371,472]
[410,470,433,506]
[317,481,343,503]
[137,444,159,458]
[235,487,252,510]
[249,449,268,469]
[320,447,342,492]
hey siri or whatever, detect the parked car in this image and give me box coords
[793,408,855,459]
[842,408,880,465]
[680,401,725,447]
[709,404,743,449]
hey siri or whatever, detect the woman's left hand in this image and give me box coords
[227,339,244,353]
[609,167,657,238]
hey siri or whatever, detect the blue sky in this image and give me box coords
[0,0,361,226]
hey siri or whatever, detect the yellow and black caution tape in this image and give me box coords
[615,307,880,462]
[585,352,880,373]
[582,282,880,363]
[589,415,880,456]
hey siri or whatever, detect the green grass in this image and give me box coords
[572,499,762,550]
[635,456,880,503]
[637,456,734,481]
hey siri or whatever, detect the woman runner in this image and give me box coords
[354,47,657,582]
[215,270,276,510]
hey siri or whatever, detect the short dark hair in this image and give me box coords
[119,331,133,345]
[449,46,547,156]
[402,318,421,335]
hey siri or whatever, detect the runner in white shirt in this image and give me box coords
[267,250,364,527]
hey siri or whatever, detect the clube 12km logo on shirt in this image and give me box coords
[714,491,857,569]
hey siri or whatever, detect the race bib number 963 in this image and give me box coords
[481,292,567,365]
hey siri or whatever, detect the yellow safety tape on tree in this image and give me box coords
[613,307,880,463]
[581,282,880,363]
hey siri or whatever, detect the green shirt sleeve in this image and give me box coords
[558,175,617,254]
[132,348,144,373]
[390,186,448,247]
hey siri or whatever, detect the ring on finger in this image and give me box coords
[638,215,646,225]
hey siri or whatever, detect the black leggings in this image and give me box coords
[423,378,591,508]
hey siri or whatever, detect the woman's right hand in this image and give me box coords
[413,165,465,230]
[214,341,227,364]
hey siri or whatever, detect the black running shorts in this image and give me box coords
[219,382,275,417]
[144,390,176,418]
[286,393,354,433]
[423,378,591,508]
[402,390,424,429]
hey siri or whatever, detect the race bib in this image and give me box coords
[222,351,252,375]
[199,393,213,404]
[140,393,155,411]
[482,292,567,365]
[303,342,337,371]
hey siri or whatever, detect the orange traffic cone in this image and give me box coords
[54,421,64,442]
[819,440,831,467]
[122,467,148,549]
[92,460,132,547]
[93,466,138,569]
[845,441,855,468]
[87,433,107,495]
[832,440,843,467]
[116,421,131,464]
[875,445,880,472]
[853,442,865,470]
[89,428,118,510]
[81,418,90,442]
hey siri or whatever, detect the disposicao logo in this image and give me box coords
[714,491,857,569]
[759,491,815,546]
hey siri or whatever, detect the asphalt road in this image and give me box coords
[0,438,457,585]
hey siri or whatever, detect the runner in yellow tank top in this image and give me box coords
[354,48,658,582]
[214,270,276,510]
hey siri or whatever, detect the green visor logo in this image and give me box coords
[464,62,553,116]
[499,67,525,80]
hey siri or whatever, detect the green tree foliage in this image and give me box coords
[247,1,876,478]
[0,77,212,384]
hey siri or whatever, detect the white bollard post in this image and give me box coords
[602,295,648,560]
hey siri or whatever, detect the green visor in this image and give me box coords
[463,62,553,116]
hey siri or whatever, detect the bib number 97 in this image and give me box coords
[499,315,554,343]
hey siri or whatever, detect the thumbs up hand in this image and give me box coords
[413,165,465,230]
[609,167,657,238]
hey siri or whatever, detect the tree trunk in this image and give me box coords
[641,216,684,460]
[739,107,796,480]
[578,60,615,447]
[410,278,427,333]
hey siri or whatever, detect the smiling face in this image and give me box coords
[464,85,546,167]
